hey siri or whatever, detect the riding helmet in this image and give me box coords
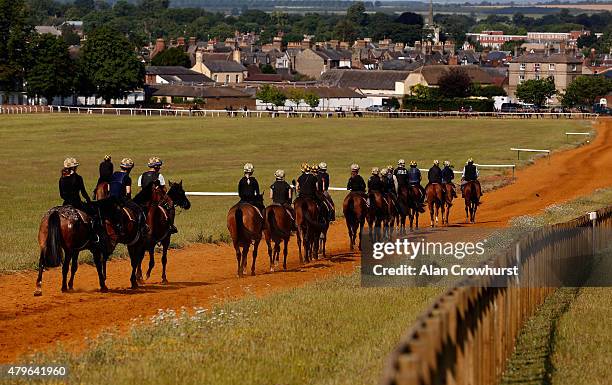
[275,169,285,180]
[350,163,360,172]
[63,157,79,168]
[104,154,112,161]
[244,163,254,174]
[148,156,163,168]
[318,162,327,171]
[410,160,417,167]
[467,158,474,164]
[371,167,380,175]
[380,167,388,176]
[301,162,309,173]
[433,159,439,165]
[121,158,134,169]
[443,160,451,167]
[398,159,405,167]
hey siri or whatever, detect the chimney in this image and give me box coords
[301,37,312,50]
[233,48,241,64]
[559,41,566,54]
[189,36,196,47]
[177,37,185,47]
[273,36,283,51]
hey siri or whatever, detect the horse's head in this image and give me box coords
[168,180,191,210]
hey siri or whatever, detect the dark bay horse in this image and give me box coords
[93,181,110,200]
[385,193,399,237]
[35,206,108,296]
[263,204,293,271]
[366,191,389,242]
[140,181,191,283]
[342,192,368,250]
[227,201,264,277]
[425,183,444,228]
[463,181,481,223]
[396,185,410,234]
[442,183,456,225]
[294,196,324,263]
[406,185,424,230]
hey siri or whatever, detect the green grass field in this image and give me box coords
[0,115,591,272]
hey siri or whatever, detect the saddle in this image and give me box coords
[55,205,90,224]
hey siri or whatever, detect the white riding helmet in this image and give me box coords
[244,163,254,173]
[381,167,388,176]
[443,160,451,167]
[318,162,327,171]
[351,163,360,171]
[467,158,474,164]
[274,169,285,180]
[433,159,439,166]
[63,157,79,168]
[148,156,163,168]
[371,167,379,175]
[398,159,405,167]
[120,158,134,169]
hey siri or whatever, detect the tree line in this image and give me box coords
[1,0,144,104]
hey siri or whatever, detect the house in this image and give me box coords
[191,60,247,84]
[508,53,583,104]
[318,69,410,105]
[294,48,352,79]
[483,51,511,67]
[403,65,495,93]
[255,86,367,111]
[145,84,254,109]
[34,26,61,36]
[145,66,213,85]
[244,65,283,82]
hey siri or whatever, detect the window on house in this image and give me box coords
[549,63,556,71]
[225,74,230,83]
[213,74,218,82]
[534,63,540,71]
[519,74,525,83]
[519,63,526,70]
[235,74,239,83]
[535,74,540,80]
[571,64,577,72]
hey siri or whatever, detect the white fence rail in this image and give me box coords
[510,147,550,160]
[0,105,600,119]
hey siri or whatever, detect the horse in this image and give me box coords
[385,193,399,237]
[35,206,108,296]
[366,191,389,242]
[396,185,410,234]
[227,199,264,277]
[263,204,293,271]
[140,181,191,283]
[342,192,368,250]
[442,183,456,225]
[463,181,481,223]
[406,184,424,230]
[93,181,110,200]
[293,196,324,263]
[425,183,444,227]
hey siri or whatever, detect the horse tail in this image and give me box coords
[44,211,63,268]
[267,207,290,239]
[235,206,245,242]
[301,200,320,230]
[345,195,355,224]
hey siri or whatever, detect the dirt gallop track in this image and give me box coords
[1,119,611,363]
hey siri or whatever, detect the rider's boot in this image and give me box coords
[169,224,178,234]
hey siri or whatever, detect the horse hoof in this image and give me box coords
[251,271,256,276]
[61,287,68,292]
[161,279,169,285]
[33,289,42,297]
[100,286,109,293]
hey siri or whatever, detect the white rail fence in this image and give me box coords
[510,147,551,160]
[0,105,599,119]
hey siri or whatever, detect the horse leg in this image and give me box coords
[160,238,170,284]
[128,245,141,289]
[347,221,355,250]
[429,202,435,228]
[234,244,243,278]
[465,203,470,223]
[61,252,70,292]
[34,254,44,296]
[266,238,274,272]
[282,238,288,270]
[242,244,250,276]
[296,228,303,264]
[358,220,365,250]
[68,251,79,290]
[145,245,155,281]
[93,250,108,292]
[251,239,259,276]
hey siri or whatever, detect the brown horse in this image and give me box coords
[293,196,323,263]
[263,204,293,271]
[227,201,264,277]
[93,181,110,200]
[139,181,191,283]
[442,183,456,225]
[35,206,108,296]
[385,193,399,236]
[396,185,410,234]
[366,191,389,242]
[342,192,368,250]
[425,183,444,227]
[463,181,481,223]
[406,185,423,230]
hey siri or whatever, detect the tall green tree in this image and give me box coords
[516,77,556,107]
[304,91,320,109]
[438,68,472,98]
[561,76,612,109]
[346,1,367,26]
[25,34,74,104]
[79,26,144,104]
[287,88,305,109]
[151,47,190,67]
[0,0,32,92]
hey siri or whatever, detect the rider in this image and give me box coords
[109,158,134,200]
[408,161,426,205]
[297,163,328,224]
[59,157,104,248]
[59,157,91,210]
[441,160,457,198]
[97,155,114,185]
[317,162,335,222]
[383,165,398,198]
[394,159,408,188]
[346,163,366,193]
[238,163,264,211]
[138,157,166,191]
[427,160,443,189]
[461,158,483,197]
[270,169,296,226]
[368,167,384,193]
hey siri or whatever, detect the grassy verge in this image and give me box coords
[0,115,591,272]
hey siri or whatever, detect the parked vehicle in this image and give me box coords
[500,103,523,113]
